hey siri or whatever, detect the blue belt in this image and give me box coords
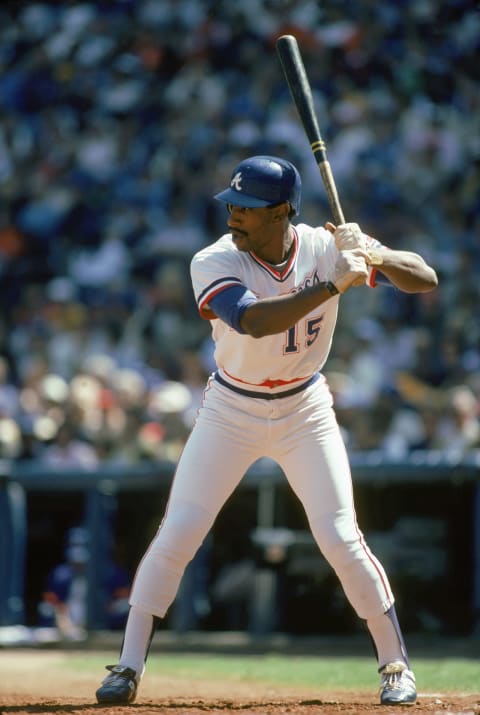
[214,372,320,400]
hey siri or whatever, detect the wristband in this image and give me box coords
[325,281,339,296]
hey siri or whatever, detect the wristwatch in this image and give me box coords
[368,250,384,266]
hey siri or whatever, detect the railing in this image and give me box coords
[1,451,479,634]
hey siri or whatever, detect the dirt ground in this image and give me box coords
[2,694,480,715]
[1,648,479,715]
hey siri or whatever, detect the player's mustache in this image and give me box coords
[228,226,248,237]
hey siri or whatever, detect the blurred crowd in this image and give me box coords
[0,0,478,467]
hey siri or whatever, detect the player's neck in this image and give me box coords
[255,226,294,266]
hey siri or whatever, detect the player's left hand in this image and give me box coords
[328,248,369,292]
[326,222,367,252]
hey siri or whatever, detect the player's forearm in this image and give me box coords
[374,250,438,293]
[240,283,335,338]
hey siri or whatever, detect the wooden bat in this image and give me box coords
[275,34,345,225]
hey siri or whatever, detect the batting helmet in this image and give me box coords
[214,155,301,215]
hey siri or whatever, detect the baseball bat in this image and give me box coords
[275,34,345,225]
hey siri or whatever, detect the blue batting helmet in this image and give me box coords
[214,155,301,215]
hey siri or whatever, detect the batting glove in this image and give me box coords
[334,222,367,252]
[326,222,384,266]
[328,248,369,293]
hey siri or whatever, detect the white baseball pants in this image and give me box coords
[129,374,394,620]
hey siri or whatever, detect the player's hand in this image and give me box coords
[326,222,384,266]
[326,221,367,252]
[328,248,369,293]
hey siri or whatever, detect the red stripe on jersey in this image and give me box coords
[367,267,378,287]
[249,228,298,280]
[199,282,239,319]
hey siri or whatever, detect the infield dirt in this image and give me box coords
[2,648,479,715]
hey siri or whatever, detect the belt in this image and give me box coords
[214,372,320,400]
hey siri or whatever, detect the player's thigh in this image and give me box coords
[168,391,261,515]
[278,403,354,517]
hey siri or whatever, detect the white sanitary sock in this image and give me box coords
[118,606,155,678]
[367,611,408,669]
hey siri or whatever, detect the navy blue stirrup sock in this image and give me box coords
[385,605,410,667]
[364,605,410,669]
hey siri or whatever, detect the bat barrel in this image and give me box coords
[276,36,327,158]
[276,34,345,224]
[310,139,328,166]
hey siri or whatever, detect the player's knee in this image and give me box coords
[150,500,214,562]
[310,512,362,567]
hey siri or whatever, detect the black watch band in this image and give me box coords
[325,281,339,296]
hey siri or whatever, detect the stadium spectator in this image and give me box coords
[0,0,476,464]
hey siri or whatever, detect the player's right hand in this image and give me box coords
[331,222,367,252]
[328,248,369,293]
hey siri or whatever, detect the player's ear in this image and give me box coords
[272,203,289,222]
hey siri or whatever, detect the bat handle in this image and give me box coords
[318,161,345,225]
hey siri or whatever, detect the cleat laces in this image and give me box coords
[379,661,416,705]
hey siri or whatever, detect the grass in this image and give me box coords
[59,652,480,693]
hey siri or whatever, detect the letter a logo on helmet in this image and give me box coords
[214,155,301,214]
[230,172,243,191]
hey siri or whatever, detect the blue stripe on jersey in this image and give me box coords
[197,276,244,304]
[208,285,258,334]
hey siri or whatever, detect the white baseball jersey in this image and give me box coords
[191,223,381,391]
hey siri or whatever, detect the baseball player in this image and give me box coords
[96,156,438,706]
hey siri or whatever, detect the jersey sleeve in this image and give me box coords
[364,234,392,288]
[209,285,258,333]
[190,242,248,321]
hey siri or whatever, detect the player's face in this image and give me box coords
[227,203,286,259]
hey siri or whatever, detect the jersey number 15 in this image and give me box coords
[285,315,324,354]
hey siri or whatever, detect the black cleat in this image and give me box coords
[96,664,138,704]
